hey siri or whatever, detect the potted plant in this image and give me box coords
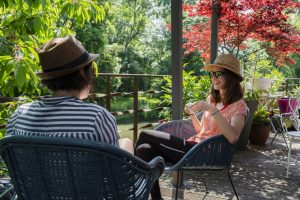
[249,105,271,145]
[249,77,273,91]
[235,89,260,150]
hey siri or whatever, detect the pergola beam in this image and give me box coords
[171,0,183,120]
[210,0,219,63]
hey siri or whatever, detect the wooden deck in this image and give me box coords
[159,133,300,200]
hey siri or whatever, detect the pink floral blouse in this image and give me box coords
[187,98,247,143]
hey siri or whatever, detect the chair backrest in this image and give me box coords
[155,120,197,140]
[271,114,285,133]
[0,135,164,200]
[235,107,251,151]
[290,113,300,131]
[155,107,250,171]
[171,134,234,171]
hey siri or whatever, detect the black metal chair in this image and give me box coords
[154,108,250,200]
[0,135,165,200]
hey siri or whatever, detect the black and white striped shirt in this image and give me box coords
[6,96,119,146]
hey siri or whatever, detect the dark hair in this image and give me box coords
[211,69,243,105]
[41,63,95,91]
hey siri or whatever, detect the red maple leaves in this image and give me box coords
[183,0,300,65]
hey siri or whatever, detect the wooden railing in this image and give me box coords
[0,73,169,142]
[90,73,168,141]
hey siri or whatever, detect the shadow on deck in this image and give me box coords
[159,133,300,200]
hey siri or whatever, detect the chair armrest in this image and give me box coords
[169,135,233,171]
[147,156,165,176]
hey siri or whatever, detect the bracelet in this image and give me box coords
[211,109,219,117]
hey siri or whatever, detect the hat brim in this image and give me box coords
[37,53,99,80]
[203,64,243,82]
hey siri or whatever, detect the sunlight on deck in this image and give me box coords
[158,133,300,200]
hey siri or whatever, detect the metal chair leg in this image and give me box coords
[286,136,293,178]
[175,170,179,200]
[271,131,279,144]
[282,133,289,148]
[228,169,239,200]
[0,185,14,199]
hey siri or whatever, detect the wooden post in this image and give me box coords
[106,76,111,111]
[210,0,219,64]
[171,0,184,196]
[133,77,139,142]
[171,0,183,121]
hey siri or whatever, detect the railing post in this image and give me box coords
[106,76,111,111]
[133,77,139,142]
[285,78,288,96]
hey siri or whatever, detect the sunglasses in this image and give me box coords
[209,71,226,79]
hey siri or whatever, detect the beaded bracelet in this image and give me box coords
[211,109,219,117]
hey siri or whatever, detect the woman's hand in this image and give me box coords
[184,106,194,115]
[191,101,216,113]
[184,102,195,115]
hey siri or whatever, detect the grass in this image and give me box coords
[118,121,157,140]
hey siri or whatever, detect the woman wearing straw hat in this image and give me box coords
[134,54,247,200]
[6,35,133,154]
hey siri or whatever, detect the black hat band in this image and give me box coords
[43,51,89,73]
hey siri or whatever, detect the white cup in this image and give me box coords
[185,102,194,115]
[185,102,193,108]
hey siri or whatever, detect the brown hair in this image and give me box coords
[210,69,243,105]
[41,63,95,91]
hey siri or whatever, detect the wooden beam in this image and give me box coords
[171,0,183,120]
[210,0,219,64]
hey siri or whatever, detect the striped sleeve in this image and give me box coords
[6,108,19,136]
[94,109,120,146]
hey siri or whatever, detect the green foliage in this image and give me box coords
[160,71,211,119]
[243,53,285,94]
[0,97,33,138]
[183,52,205,76]
[252,105,271,125]
[101,96,162,124]
[244,89,263,101]
[0,0,108,97]
[0,159,8,177]
[291,86,300,98]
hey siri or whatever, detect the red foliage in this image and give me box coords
[183,0,300,65]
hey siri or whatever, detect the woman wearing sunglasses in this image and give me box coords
[134,54,247,200]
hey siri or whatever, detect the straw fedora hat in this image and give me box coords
[36,35,99,80]
[203,54,243,82]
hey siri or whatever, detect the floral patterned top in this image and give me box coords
[187,97,247,143]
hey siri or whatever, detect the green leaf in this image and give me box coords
[7,0,15,8]
[15,63,27,88]
[26,18,34,33]
[0,56,13,62]
[82,8,90,22]
[33,17,42,33]
[0,70,7,82]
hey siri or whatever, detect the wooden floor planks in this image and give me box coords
[159,134,300,200]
